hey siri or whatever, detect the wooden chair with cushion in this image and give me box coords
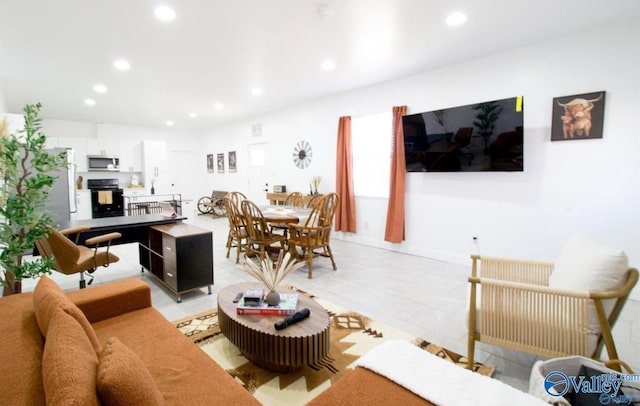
[467,236,639,371]
[241,199,285,261]
[223,196,248,263]
[35,226,122,289]
[288,193,339,278]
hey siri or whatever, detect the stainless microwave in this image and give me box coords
[87,155,120,171]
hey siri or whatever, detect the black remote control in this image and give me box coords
[233,292,243,303]
[274,308,311,331]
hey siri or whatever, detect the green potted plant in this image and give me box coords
[0,103,68,295]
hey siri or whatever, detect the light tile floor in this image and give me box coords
[21,215,640,393]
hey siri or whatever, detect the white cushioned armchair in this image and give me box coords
[466,237,638,371]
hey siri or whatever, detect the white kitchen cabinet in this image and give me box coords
[74,191,92,220]
[56,137,88,172]
[142,140,167,193]
[45,136,59,149]
[86,138,118,156]
[119,139,142,172]
[5,114,25,137]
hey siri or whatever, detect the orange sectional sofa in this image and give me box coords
[0,276,259,405]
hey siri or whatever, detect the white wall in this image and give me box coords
[39,119,200,208]
[198,20,640,297]
[197,104,340,200]
[0,2,5,116]
[0,88,5,117]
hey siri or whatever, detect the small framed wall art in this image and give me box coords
[217,153,225,173]
[207,154,214,173]
[228,151,237,173]
[551,91,606,141]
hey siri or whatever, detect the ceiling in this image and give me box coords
[1,0,639,130]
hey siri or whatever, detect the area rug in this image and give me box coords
[173,286,494,406]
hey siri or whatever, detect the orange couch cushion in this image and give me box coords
[0,292,46,405]
[41,308,100,406]
[92,307,260,405]
[33,275,102,352]
[97,337,166,405]
[307,366,433,405]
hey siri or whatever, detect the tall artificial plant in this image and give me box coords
[0,103,67,295]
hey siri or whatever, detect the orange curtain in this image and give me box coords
[384,106,407,242]
[335,116,356,232]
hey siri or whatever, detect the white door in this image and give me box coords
[247,143,269,204]
[167,150,197,223]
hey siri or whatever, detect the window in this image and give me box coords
[352,111,392,198]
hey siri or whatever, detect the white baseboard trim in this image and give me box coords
[333,232,640,303]
[333,232,469,266]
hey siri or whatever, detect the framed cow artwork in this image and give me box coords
[551,91,606,141]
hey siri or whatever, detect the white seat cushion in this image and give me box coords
[549,235,629,334]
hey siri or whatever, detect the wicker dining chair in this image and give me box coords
[271,191,306,239]
[284,191,304,208]
[287,193,339,278]
[241,199,286,260]
[223,196,248,263]
[227,191,247,209]
[467,248,638,371]
[306,193,324,209]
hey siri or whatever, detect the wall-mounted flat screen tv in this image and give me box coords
[402,96,523,172]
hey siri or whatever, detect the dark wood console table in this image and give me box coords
[57,215,213,303]
[140,223,214,303]
[217,282,330,372]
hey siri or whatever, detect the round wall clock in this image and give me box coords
[292,140,312,169]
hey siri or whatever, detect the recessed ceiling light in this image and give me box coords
[213,103,224,110]
[251,87,263,96]
[93,84,108,93]
[446,11,467,26]
[189,113,198,118]
[154,5,176,21]
[84,98,96,106]
[166,120,174,126]
[321,59,336,71]
[113,59,130,71]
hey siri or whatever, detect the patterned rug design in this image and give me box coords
[173,287,494,405]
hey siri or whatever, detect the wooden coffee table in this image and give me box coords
[217,282,330,373]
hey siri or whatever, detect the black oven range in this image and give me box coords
[87,178,124,218]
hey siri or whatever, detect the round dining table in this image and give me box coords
[260,206,311,225]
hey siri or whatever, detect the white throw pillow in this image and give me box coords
[549,235,628,292]
[549,235,629,336]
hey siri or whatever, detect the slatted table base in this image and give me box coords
[218,283,330,373]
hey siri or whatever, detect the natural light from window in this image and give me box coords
[352,111,392,198]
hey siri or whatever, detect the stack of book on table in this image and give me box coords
[236,289,299,315]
